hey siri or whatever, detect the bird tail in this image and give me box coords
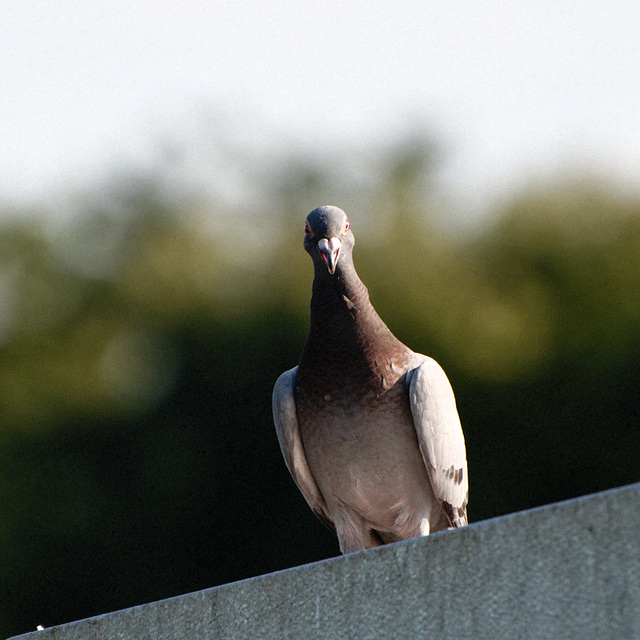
[443,499,468,528]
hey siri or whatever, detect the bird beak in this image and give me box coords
[318,237,341,274]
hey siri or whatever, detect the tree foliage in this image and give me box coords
[1,143,639,636]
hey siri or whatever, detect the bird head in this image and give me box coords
[304,206,354,275]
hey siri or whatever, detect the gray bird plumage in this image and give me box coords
[273,206,468,553]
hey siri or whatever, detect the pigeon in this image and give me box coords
[272,206,468,553]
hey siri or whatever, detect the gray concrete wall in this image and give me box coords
[9,483,640,640]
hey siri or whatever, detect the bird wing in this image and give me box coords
[272,367,335,530]
[407,355,469,526]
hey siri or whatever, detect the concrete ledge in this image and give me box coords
[9,483,640,640]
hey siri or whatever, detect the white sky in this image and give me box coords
[2,1,640,219]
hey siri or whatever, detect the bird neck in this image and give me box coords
[305,261,410,373]
[309,261,373,324]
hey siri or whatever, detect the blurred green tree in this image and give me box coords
[0,143,638,637]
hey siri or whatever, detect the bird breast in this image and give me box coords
[296,373,428,511]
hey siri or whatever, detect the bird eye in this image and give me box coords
[344,218,350,233]
[304,222,313,237]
